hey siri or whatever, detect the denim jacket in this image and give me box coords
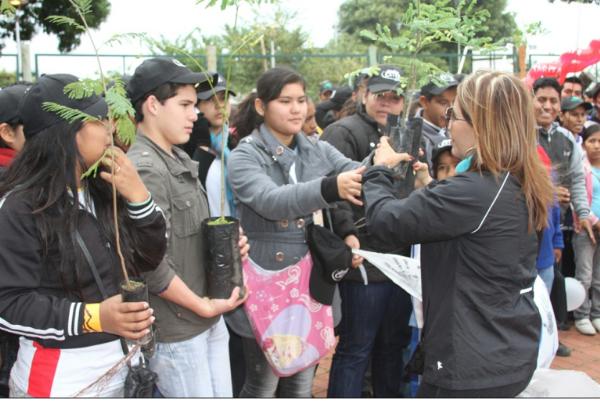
[226,125,359,337]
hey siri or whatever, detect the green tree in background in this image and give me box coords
[150,7,368,100]
[338,0,516,48]
[0,0,110,52]
[359,0,495,90]
[0,69,15,86]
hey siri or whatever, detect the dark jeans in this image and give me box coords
[227,325,245,398]
[239,336,314,398]
[327,281,413,397]
[0,332,18,398]
[551,261,568,324]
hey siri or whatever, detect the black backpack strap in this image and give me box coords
[75,230,108,299]
[75,230,129,356]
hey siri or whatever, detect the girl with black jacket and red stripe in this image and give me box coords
[0,74,167,397]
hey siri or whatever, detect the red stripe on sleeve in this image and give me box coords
[27,341,61,397]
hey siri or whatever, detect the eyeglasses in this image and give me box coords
[444,106,467,128]
[374,92,403,103]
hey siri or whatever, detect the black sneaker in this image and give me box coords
[557,321,572,331]
[556,342,572,357]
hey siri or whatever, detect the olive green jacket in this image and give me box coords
[128,132,217,343]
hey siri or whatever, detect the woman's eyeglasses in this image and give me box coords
[445,106,467,128]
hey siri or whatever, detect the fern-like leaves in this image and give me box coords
[46,15,85,31]
[64,79,104,99]
[72,0,92,16]
[41,102,100,124]
[105,78,136,146]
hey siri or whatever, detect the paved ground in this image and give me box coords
[312,326,600,398]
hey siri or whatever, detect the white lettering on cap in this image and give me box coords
[438,138,452,149]
[439,72,456,84]
[381,69,401,82]
[172,59,186,67]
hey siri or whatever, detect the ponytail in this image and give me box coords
[231,92,261,139]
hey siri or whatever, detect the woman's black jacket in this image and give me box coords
[0,190,167,349]
[363,166,540,391]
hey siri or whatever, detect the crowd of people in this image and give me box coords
[0,55,600,398]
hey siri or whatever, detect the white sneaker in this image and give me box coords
[575,318,597,336]
[592,318,600,333]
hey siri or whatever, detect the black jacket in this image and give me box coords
[418,111,447,167]
[363,166,539,392]
[321,108,413,282]
[0,190,167,349]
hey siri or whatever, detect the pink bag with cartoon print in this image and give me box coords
[243,252,337,377]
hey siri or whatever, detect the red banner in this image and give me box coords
[525,39,600,88]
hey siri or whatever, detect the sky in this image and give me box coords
[0,0,599,77]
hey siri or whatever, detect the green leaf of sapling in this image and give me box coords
[42,102,101,124]
[46,15,85,31]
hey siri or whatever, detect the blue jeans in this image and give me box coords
[149,317,232,397]
[538,265,554,294]
[239,336,314,397]
[573,231,600,320]
[327,281,413,397]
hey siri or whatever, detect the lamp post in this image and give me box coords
[453,0,461,72]
[10,0,28,81]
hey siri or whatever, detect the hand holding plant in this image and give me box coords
[202,286,249,317]
[99,146,150,204]
[99,294,154,340]
[238,229,250,262]
[374,136,413,168]
[413,160,432,188]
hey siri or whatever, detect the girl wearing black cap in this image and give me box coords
[0,74,167,397]
[227,67,365,397]
[0,84,30,175]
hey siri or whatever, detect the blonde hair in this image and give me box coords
[456,70,553,232]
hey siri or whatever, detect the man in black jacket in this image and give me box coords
[321,65,413,398]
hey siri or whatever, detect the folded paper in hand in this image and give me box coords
[352,248,421,301]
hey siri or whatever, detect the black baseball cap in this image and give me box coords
[307,224,352,305]
[20,74,108,139]
[318,86,353,112]
[561,96,592,112]
[431,138,453,163]
[367,65,404,94]
[0,84,30,124]
[127,57,217,104]
[196,73,236,101]
[421,73,459,96]
[320,80,334,95]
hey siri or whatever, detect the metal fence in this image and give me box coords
[32,53,207,79]
[0,53,18,76]
[1,50,598,87]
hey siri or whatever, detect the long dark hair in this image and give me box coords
[0,120,138,298]
[231,67,306,138]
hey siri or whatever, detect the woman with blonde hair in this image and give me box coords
[364,71,554,397]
